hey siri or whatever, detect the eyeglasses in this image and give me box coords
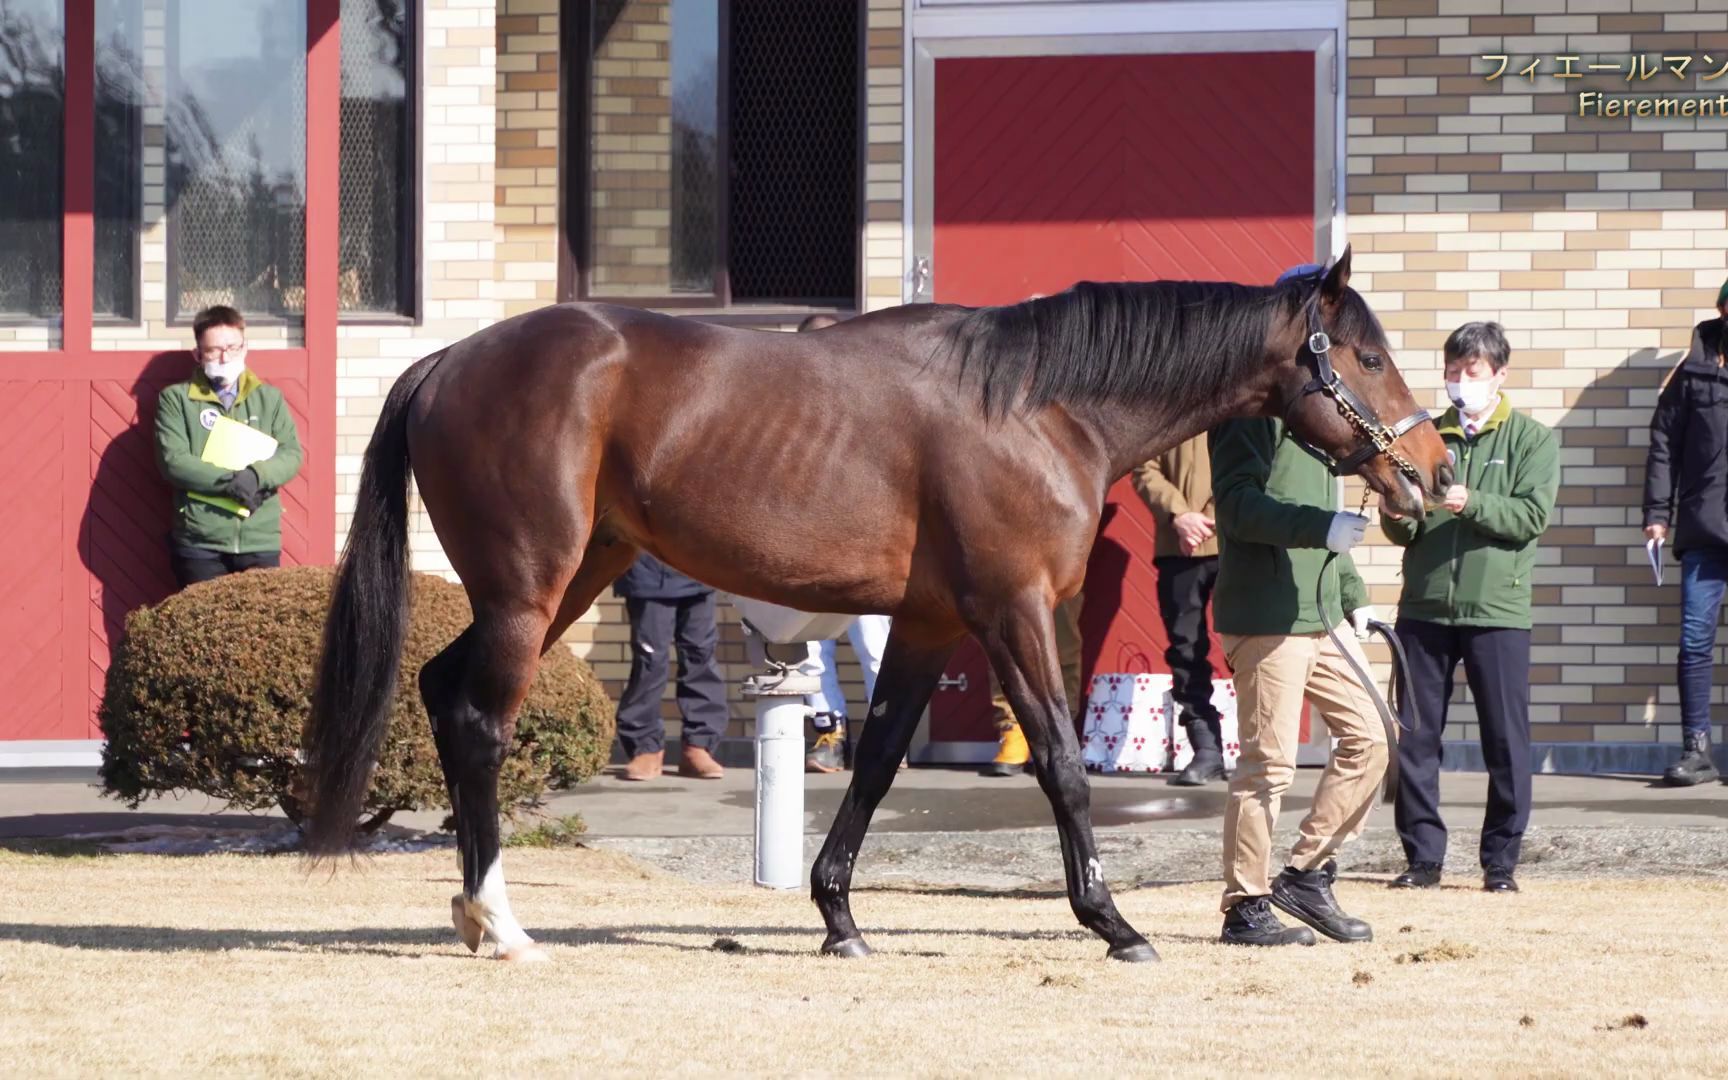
[200,343,247,358]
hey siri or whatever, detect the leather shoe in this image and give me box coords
[1171,747,1226,786]
[622,750,663,781]
[678,744,725,779]
[1483,867,1519,893]
[1219,896,1316,947]
[1271,865,1372,943]
[1391,862,1442,889]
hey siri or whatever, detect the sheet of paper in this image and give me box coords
[200,415,279,471]
[1647,536,1665,587]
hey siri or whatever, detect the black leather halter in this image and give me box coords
[1282,298,1433,482]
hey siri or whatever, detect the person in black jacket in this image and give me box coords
[1643,281,1728,786]
[612,552,730,781]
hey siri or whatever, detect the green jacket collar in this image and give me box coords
[1436,392,1512,440]
[186,367,264,406]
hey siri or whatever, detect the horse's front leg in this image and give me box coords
[810,626,957,957]
[983,593,1158,962]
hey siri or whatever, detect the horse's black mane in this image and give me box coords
[938,274,1389,419]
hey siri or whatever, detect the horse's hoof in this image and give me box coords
[1107,941,1161,963]
[822,937,873,959]
[450,895,484,954]
[496,943,552,964]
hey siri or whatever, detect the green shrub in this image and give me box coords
[99,566,615,827]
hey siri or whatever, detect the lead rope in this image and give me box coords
[1317,485,1413,805]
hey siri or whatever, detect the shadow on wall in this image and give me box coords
[76,351,193,701]
[1545,346,1686,740]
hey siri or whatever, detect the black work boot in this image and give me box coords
[1172,715,1226,787]
[1663,731,1720,787]
[1271,865,1373,943]
[1219,896,1316,947]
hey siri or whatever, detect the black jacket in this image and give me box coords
[612,552,712,600]
[1644,318,1728,553]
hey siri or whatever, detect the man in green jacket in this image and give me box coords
[1381,321,1557,894]
[154,305,304,587]
[1212,379,1387,943]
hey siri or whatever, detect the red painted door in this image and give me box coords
[0,0,338,750]
[924,51,1317,757]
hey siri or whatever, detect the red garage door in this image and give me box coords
[923,50,1318,756]
[0,0,339,757]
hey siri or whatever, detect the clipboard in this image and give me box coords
[190,416,278,518]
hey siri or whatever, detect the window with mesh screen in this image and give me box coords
[166,0,308,320]
[339,0,413,317]
[0,0,64,319]
[573,0,859,308]
[728,0,857,305]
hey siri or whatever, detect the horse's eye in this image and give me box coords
[1361,353,1384,372]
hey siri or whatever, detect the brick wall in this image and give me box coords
[337,0,502,575]
[1346,0,1728,749]
[496,0,561,317]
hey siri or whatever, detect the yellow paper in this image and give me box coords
[201,415,279,471]
[189,491,252,518]
[192,416,279,518]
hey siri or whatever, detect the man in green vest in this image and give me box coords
[1211,262,1388,948]
[154,305,304,587]
[1381,321,1557,894]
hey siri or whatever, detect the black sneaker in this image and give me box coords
[1219,896,1317,947]
[1271,866,1373,943]
[1663,732,1719,786]
[1390,862,1442,889]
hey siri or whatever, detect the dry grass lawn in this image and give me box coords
[2,846,1725,1077]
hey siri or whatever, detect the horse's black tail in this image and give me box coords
[303,350,446,858]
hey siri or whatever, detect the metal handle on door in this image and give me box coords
[907,256,931,302]
[935,672,968,692]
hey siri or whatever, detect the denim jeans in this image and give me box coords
[1678,547,1728,738]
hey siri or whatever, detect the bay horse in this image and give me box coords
[305,249,1451,963]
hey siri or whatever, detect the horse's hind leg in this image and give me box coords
[811,623,959,957]
[421,602,556,962]
[982,593,1158,962]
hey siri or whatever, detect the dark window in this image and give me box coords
[339,0,415,317]
[95,0,143,321]
[166,0,308,320]
[565,0,859,309]
[0,0,64,320]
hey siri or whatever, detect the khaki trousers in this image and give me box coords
[990,594,1085,726]
[1219,629,1389,912]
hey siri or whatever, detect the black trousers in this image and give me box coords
[1154,555,1221,725]
[172,549,280,588]
[615,594,729,757]
[1393,618,1533,871]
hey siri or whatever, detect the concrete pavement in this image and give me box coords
[4,764,1725,841]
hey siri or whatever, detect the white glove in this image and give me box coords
[1351,606,1377,641]
[1326,512,1369,554]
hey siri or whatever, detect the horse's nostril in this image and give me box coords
[1436,462,1455,491]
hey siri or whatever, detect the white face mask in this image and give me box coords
[203,358,244,388]
[1446,376,1498,415]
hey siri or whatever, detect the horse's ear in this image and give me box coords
[1321,246,1353,304]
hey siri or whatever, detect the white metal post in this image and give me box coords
[743,665,820,890]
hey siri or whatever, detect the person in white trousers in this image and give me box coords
[802,614,892,772]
